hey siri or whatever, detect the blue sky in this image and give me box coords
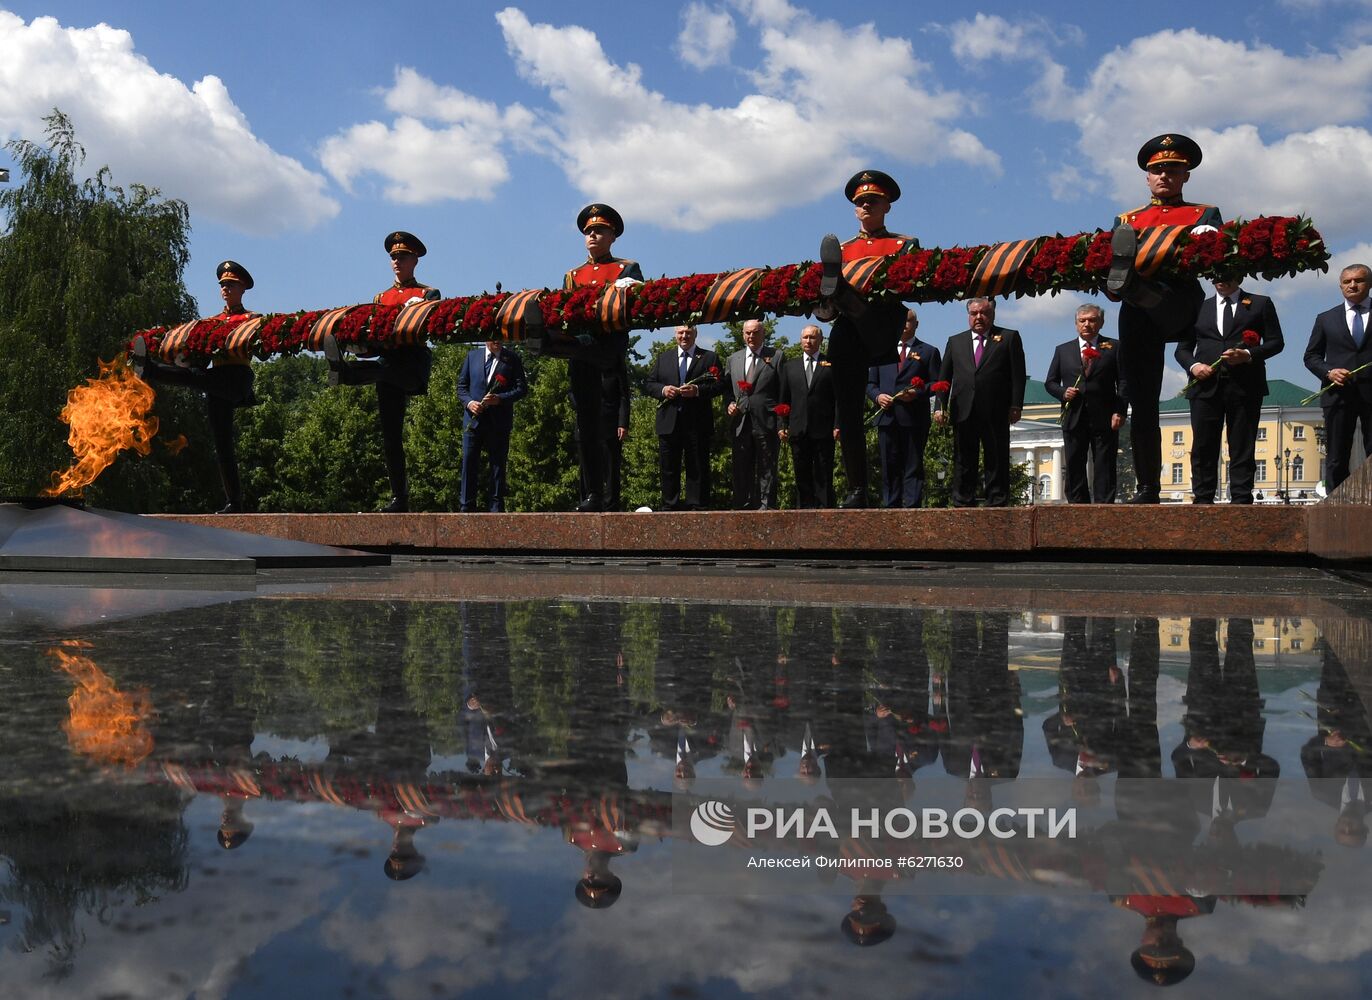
[2,0,1370,392]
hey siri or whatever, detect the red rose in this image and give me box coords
[1242,329,1261,346]
[737,380,753,394]
[929,380,951,394]
[772,403,791,418]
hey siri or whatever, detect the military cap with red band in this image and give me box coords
[215,259,254,289]
[844,169,901,204]
[384,230,428,257]
[1136,133,1204,171]
[577,203,625,237]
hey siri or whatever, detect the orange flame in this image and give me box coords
[44,355,159,496]
[47,641,154,768]
[163,433,189,456]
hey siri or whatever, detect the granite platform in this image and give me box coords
[151,503,1326,564]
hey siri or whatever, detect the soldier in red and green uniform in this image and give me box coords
[1108,135,1223,503]
[323,232,439,513]
[562,204,643,512]
[131,260,258,513]
[817,170,916,508]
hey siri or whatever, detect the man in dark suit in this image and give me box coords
[456,340,528,512]
[778,325,839,508]
[1107,134,1223,503]
[644,325,722,510]
[934,298,1027,507]
[1044,303,1126,503]
[866,308,941,507]
[1304,263,1372,492]
[1176,280,1284,504]
[723,319,783,509]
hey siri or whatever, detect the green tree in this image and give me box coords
[0,110,200,506]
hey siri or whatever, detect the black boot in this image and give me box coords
[322,334,349,387]
[818,234,870,321]
[131,335,150,379]
[522,297,546,356]
[576,494,604,513]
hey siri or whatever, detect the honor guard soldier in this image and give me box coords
[323,231,439,513]
[1107,135,1222,503]
[562,204,643,512]
[131,260,259,513]
[816,170,916,508]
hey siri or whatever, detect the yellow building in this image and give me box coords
[1013,379,1327,503]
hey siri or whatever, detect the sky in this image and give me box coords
[2,0,1371,393]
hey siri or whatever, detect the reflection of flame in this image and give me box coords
[44,355,158,496]
[47,641,154,768]
[163,433,189,456]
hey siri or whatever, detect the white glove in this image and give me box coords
[1190,225,1218,236]
[613,277,643,289]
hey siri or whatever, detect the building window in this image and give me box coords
[1173,431,1184,444]
[1038,474,1051,499]
[1293,425,1306,440]
[1254,638,1265,649]
[1291,639,1304,650]
[1256,460,1268,482]
[1257,427,1268,441]
[1171,463,1185,484]
[1169,635,1182,646]
[1292,456,1304,482]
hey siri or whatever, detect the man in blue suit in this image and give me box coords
[867,308,941,507]
[457,340,528,512]
[1304,264,1372,492]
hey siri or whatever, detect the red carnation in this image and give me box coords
[929,380,951,394]
[493,373,509,388]
[1242,329,1261,346]
[1082,345,1101,361]
[772,403,791,418]
[1083,231,1115,273]
[908,376,925,390]
[708,365,720,379]
[737,380,753,394]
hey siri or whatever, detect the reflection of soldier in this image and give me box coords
[1112,894,1215,987]
[1173,619,1279,841]
[941,611,1022,809]
[1301,638,1372,847]
[327,619,436,880]
[840,887,898,947]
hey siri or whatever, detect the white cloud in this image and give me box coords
[677,3,737,69]
[317,68,534,204]
[948,21,1372,241]
[0,12,337,234]
[321,5,999,232]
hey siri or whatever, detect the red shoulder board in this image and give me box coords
[1117,895,1204,918]
[568,259,628,288]
[841,234,908,262]
[1122,203,1212,229]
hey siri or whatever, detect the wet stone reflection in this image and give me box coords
[0,584,1369,996]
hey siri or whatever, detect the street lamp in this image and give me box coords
[1282,448,1292,505]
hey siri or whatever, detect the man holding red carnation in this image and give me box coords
[866,308,941,507]
[1175,278,1285,504]
[645,324,723,510]
[1045,303,1126,503]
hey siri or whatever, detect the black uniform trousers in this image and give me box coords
[143,362,254,505]
[342,346,432,499]
[1119,277,1204,495]
[828,299,905,497]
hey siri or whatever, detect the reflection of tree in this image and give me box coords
[0,786,189,980]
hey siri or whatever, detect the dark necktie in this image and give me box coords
[973,334,985,366]
[1223,297,1234,338]
[1353,306,1366,349]
[899,344,908,366]
[805,355,815,387]
[679,351,690,384]
[746,353,759,383]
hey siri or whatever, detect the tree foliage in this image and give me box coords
[0,111,199,505]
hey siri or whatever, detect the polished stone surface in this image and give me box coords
[1308,458,1372,562]
[0,503,387,573]
[0,563,1369,997]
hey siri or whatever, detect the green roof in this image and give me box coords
[1024,378,1317,411]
